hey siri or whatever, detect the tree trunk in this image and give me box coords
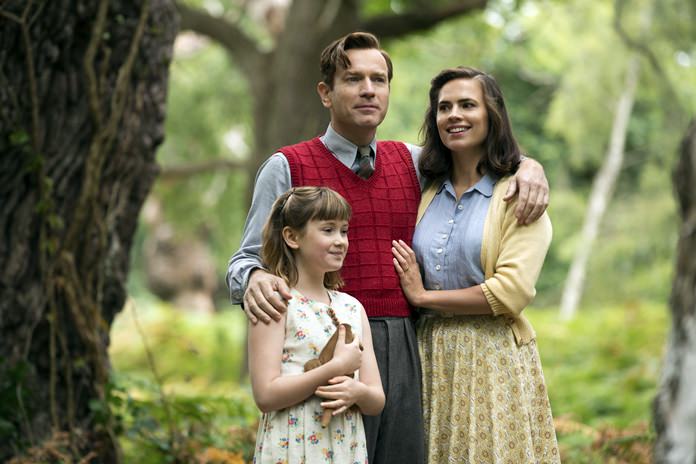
[0,0,177,461]
[249,0,359,195]
[559,54,640,320]
[653,120,696,463]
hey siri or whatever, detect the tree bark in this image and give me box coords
[559,54,640,320]
[653,120,696,463]
[0,0,177,461]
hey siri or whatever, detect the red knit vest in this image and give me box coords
[280,137,420,317]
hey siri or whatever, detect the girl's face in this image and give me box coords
[289,218,349,276]
[436,78,489,157]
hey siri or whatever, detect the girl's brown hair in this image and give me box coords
[261,186,352,289]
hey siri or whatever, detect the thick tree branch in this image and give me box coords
[362,0,488,40]
[175,1,262,77]
[158,158,246,181]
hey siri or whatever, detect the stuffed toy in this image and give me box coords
[304,317,363,427]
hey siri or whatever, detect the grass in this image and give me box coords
[109,298,256,462]
[109,297,669,463]
[531,300,668,463]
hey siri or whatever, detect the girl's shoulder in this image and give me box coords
[329,290,364,310]
[285,288,312,313]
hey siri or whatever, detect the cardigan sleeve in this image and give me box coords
[480,198,552,317]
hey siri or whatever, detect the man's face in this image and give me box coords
[317,48,390,142]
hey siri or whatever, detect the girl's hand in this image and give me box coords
[331,325,362,375]
[315,376,364,415]
[392,240,426,306]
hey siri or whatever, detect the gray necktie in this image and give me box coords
[356,146,374,179]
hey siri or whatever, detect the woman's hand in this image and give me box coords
[330,325,362,376]
[315,376,365,415]
[392,240,426,306]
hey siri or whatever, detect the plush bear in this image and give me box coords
[304,323,362,426]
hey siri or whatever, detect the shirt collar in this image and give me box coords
[320,124,377,164]
[438,173,496,199]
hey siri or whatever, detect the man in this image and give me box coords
[228,32,549,463]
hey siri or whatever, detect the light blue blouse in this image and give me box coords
[412,174,497,291]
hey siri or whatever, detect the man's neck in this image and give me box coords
[329,122,376,147]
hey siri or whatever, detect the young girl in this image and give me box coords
[249,186,384,463]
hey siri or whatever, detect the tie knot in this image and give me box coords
[356,146,374,179]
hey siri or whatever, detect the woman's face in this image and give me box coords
[436,78,489,157]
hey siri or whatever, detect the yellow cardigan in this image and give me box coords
[417,176,552,345]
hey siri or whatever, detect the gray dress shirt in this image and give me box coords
[226,124,423,304]
[411,174,496,292]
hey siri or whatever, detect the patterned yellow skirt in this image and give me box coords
[418,314,560,464]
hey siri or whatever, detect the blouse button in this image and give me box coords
[435,264,441,271]
[457,204,464,210]
[448,219,454,224]
[437,248,443,254]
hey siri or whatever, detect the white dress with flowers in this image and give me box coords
[253,288,368,464]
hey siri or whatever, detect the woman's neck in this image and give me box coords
[450,150,483,199]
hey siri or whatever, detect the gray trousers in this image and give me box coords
[363,317,425,464]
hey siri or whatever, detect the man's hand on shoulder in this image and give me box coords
[243,269,292,324]
[504,157,549,225]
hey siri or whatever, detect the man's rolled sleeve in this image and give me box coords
[226,153,291,304]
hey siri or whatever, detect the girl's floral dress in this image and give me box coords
[253,289,368,464]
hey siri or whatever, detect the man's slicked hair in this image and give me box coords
[320,31,393,88]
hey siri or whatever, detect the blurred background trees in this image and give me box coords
[1,0,695,461]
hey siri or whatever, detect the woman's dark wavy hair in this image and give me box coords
[419,66,522,183]
[261,186,352,289]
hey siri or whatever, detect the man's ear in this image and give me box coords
[282,226,301,249]
[317,81,332,109]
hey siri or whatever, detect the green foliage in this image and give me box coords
[110,295,668,463]
[110,302,257,462]
[110,301,247,388]
[531,302,667,427]
[160,44,251,165]
[530,301,667,462]
[0,358,30,450]
[103,373,256,463]
[152,41,251,269]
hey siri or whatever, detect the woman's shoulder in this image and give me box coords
[491,175,513,195]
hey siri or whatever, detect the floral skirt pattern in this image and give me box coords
[418,315,560,464]
[253,396,367,464]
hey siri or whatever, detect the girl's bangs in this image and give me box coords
[311,191,351,222]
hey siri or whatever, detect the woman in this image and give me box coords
[392,67,559,463]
